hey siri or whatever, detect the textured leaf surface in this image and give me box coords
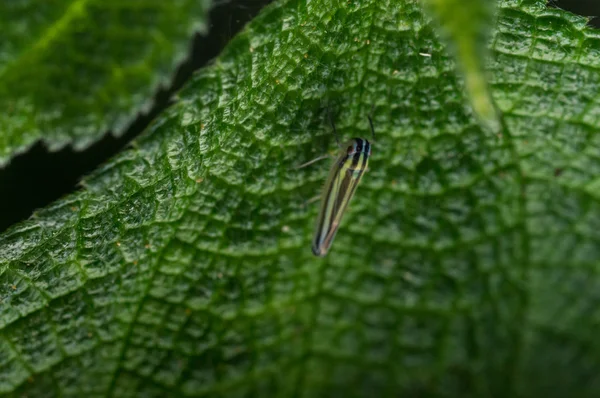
[1,0,600,396]
[0,0,210,165]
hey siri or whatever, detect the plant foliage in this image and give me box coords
[0,0,210,165]
[1,0,600,396]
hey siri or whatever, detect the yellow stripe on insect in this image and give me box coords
[311,112,375,257]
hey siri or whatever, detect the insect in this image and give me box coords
[310,111,374,257]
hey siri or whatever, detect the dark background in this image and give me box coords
[0,0,598,233]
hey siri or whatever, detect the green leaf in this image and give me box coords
[0,0,210,166]
[422,0,500,132]
[2,0,600,396]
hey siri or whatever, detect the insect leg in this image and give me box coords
[327,107,341,147]
[368,104,375,140]
[303,195,322,209]
[293,154,333,169]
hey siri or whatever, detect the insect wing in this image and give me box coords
[312,146,368,256]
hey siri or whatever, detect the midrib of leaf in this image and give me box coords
[104,223,178,397]
[1,0,600,396]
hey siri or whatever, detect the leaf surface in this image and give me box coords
[0,0,210,165]
[1,0,600,396]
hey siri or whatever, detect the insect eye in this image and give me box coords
[347,146,354,154]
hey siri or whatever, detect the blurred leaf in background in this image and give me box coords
[1,0,600,397]
[423,0,499,131]
[0,0,210,165]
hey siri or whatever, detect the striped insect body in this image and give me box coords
[312,137,371,257]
